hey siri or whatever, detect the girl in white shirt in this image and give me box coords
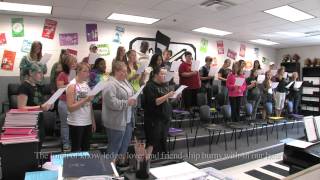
[66,62,96,152]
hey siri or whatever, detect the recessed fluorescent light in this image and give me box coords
[192,27,232,36]
[250,39,279,46]
[0,2,52,14]
[264,5,314,22]
[107,13,159,24]
[276,32,306,37]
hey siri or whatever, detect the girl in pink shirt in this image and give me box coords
[226,62,247,122]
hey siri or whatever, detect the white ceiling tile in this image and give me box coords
[5,0,53,6]
[290,0,320,12]
[53,0,88,9]
[52,6,82,18]
[151,1,192,13]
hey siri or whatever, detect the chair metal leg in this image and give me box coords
[271,123,275,134]
[266,124,269,141]
[246,128,249,146]
[216,130,221,144]
[224,130,227,151]
[210,131,215,145]
[193,125,199,147]
[168,136,171,154]
[209,131,212,153]
[256,125,258,144]
[234,129,237,150]
[230,129,234,141]
[297,121,299,134]
[285,122,288,138]
[173,136,177,150]
[238,129,243,139]
[276,123,279,139]
[185,133,189,157]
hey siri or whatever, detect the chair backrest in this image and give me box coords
[94,110,104,133]
[216,93,227,106]
[197,93,208,106]
[244,103,253,116]
[199,105,210,123]
[7,83,20,109]
[221,105,231,119]
[212,85,219,96]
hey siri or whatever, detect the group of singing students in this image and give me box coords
[15,40,301,164]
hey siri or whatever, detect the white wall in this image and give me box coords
[0,14,277,77]
[277,45,320,65]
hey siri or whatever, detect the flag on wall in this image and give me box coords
[1,50,16,71]
[42,19,57,39]
[113,26,125,44]
[11,18,24,37]
[59,33,78,46]
[86,24,98,42]
[21,39,32,53]
[217,40,224,54]
[0,33,6,45]
[227,49,237,60]
[200,38,208,53]
[239,44,246,57]
[67,49,77,56]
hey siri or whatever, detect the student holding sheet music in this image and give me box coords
[226,62,247,122]
[17,63,52,111]
[178,51,201,110]
[127,50,145,93]
[88,58,108,110]
[199,56,214,105]
[146,54,163,82]
[162,49,173,71]
[143,67,175,156]
[56,54,77,151]
[262,70,274,120]
[102,61,137,164]
[20,41,47,83]
[287,72,301,114]
[113,46,127,63]
[246,69,261,120]
[66,62,96,152]
[274,67,288,117]
[82,44,98,64]
[50,49,68,92]
[218,59,232,103]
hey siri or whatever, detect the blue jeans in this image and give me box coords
[265,102,273,116]
[58,100,70,147]
[107,122,133,158]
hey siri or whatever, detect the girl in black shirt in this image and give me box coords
[143,67,175,156]
[17,62,52,111]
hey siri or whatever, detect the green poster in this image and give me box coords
[11,18,24,37]
[200,38,208,53]
[97,44,110,57]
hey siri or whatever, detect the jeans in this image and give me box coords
[107,122,133,158]
[229,96,241,122]
[69,125,92,152]
[248,95,261,120]
[265,102,273,116]
[58,100,70,147]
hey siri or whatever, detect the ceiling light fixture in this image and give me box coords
[0,2,52,14]
[264,5,314,22]
[250,39,279,45]
[107,13,159,24]
[192,27,232,36]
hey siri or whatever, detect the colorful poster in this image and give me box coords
[1,50,16,71]
[239,44,246,57]
[245,60,253,69]
[59,33,78,46]
[11,18,24,37]
[200,38,208,53]
[97,44,110,57]
[217,40,224,54]
[67,49,77,56]
[0,33,6,45]
[42,19,57,39]
[86,24,98,42]
[21,39,32,53]
[113,26,125,43]
[227,49,237,60]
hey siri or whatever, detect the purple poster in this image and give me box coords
[86,24,98,42]
[59,33,78,46]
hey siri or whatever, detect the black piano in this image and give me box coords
[283,142,320,174]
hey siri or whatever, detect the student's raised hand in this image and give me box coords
[128,98,137,106]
